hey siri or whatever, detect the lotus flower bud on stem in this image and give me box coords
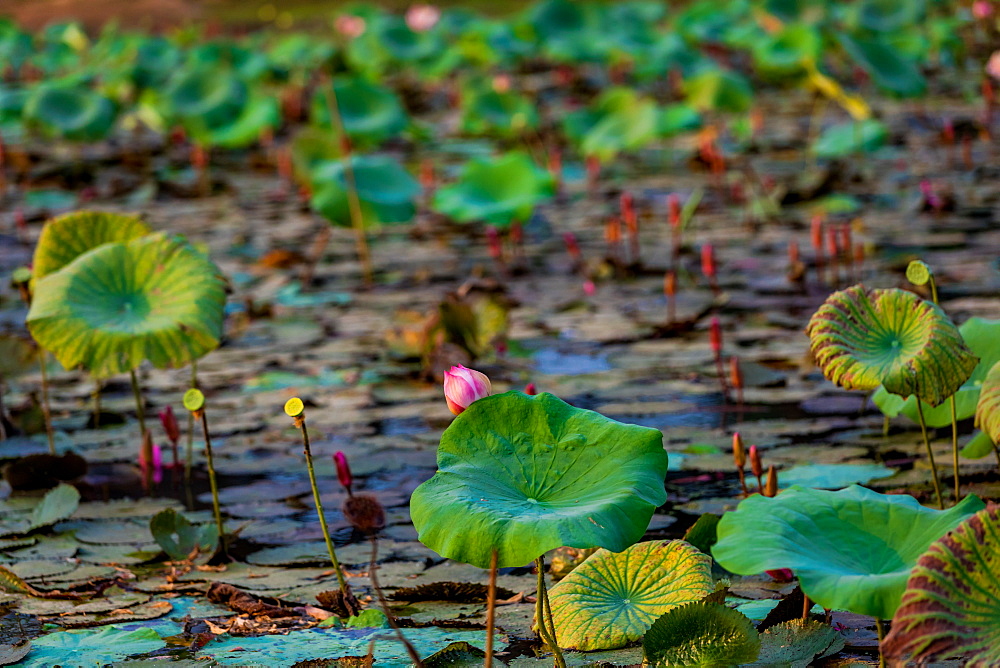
[334,451,353,495]
[749,445,764,491]
[730,356,744,409]
[525,383,538,395]
[701,243,719,295]
[764,465,778,498]
[406,4,440,32]
[709,317,729,401]
[583,279,596,297]
[604,216,622,265]
[733,432,749,495]
[444,365,492,416]
[664,271,676,324]
[548,148,563,197]
[159,405,181,469]
[787,239,805,284]
[621,191,639,263]
[485,226,504,270]
[420,159,435,194]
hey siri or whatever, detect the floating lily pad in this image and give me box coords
[712,485,984,619]
[806,285,977,407]
[16,625,165,667]
[547,540,713,650]
[750,619,845,667]
[149,509,218,561]
[777,463,895,489]
[411,391,667,569]
[27,233,226,377]
[642,601,761,667]
[883,503,1000,665]
[32,211,150,281]
[29,484,80,532]
[310,155,419,229]
[432,151,553,226]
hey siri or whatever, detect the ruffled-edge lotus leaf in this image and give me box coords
[32,211,150,281]
[806,285,978,407]
[682,67,753,114]
[975,361,1000,447]
[432,151,553,226]
[642,601,760,667]
[751,619,845,667]
[547,540,712,650]
[883,503,1000,665]
[811,119,887,157]
[309,155,420,229]
[875,318,1000,428]
[711,485,984,620]
[311,77,408,146]
[24,82,117,141]
[411,391,667,569]
[27,233,226,377]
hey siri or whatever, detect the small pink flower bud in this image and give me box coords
[333,451,352,492]
[335,14,366,38]
[525,383,538,395]
[974,0,993,19]
[583,280,596,296]
[443,365,492,416]
[749,445,763,479]
[668,194,681,228]
[406,4,440,32]
[701,243,716,280]
[159,406,180,444]
[709,317,722,355]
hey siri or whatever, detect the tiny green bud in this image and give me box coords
[906,260,931,287]
[183,388,205,412]
[284,397,305,418]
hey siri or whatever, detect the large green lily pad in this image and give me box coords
[712,485,984,619]
[883,503,1000,665]
[27,233,226,377]
[806,285,977,407]
[411,391,667,569]
[546,540,713,650]
[32,211,150,281]
[17,626,165,667]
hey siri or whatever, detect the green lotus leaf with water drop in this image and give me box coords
[27,233,226,377]
[712,485,984,619]
[411,391,667,569]
[32,210,150,281]
[883,503,1000,665]
[806,285,977,407]
[546,540,713,650]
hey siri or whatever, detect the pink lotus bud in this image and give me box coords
[810,215,824,254]
[443,365,492,416]
[701,244,716,280]
[159,406,180,444]
[406,4,440,32]
[620,192,636,228]
[492,74,512,94]
[525,383,538,395]
[987,51,1000,82]
[563,232,580,261]
[334,451,353,491]
[732,432,746,469]
[749,445,762,479]
[583,279,596,296]
[668,194,681,228]
[974,0,993,19]
[139,441,163,485]
[335,14,366,38]
[709,317,722,355]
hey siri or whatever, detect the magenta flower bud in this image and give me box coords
[159,405,180,444]
[765,568,794,582]
[334,451,353,492]
[525,383,538,395]
[443,365,492,416]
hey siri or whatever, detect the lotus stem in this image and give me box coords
[369,535,423,666]
[534,556,567,668]
[950,396,961,504]
[128,368,147,436]
[92,377,101,430]
[322,76,373,287]
[915,400,945,510]
[875,618,886,668]
[195,406,227,556]
[291,406,349,593]
[38,351,55,455]
[129,368,151,491]
[485,548,498,668]
[185,362,197,488]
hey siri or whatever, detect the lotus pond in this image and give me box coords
[2,0,1000,666]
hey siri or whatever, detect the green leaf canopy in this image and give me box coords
[883,503,1000,665]
[806,285,978,407]
[547,540,713,650]
[411,391,667,569]
[712,485,984,620]
[27,233,226,377]
[32,210,150,281]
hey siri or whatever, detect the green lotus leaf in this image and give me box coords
[202,91,280,149]
[431,151,553,226]
[311,76,408,146]
[131,37,183,89]
[32,211,150,281]
[0,84,27,124]
[874,318,1000,428]
[27,233,226,377]
[838,32,927,98]
[811,119,887,158]
[752,24,821,78]
[310,155,419,228]
[683,67,753,114]
[24,82,117,141]
[806,285,978,407]
[378,15,442,63]
[750,619,845,667]
[642,601,760,667]
[149,508,218,562]
[961,430,995,459]
[19,626,165,667]
[855,0,926,33]
[163,66,248,132]
[547,540,713,650]
[460,86,539,137]
[883,503,1000,665]
[711,485,984,619]
[659,103,703,137]
[777,463,895,489]
[975,361,1000,447]
[563,87,659,161]
[411,391,667,569]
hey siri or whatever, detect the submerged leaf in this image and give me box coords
[712,485,983,619]
[883,503,1000,665]
[750,619,844,667]
[547,540,713,650]
[806,285,977,407]
[642,601,760,667]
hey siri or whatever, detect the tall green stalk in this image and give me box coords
[184,389,226,555]
[915,400,944,510]
[875,618,886,668]
[38,352,55,455]
[534,556,567,668]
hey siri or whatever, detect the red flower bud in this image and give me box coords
[486,226,502,260]
[729,356,743,391]
[443,365,492,416]
[701,243,716,280]
[749,445,762,479]
[810,215,824,254]
[334,451,353,491]
[620,191,636,231]
[525,383,538,395]
[668,194,681,228]
[159,405,180,444]
[664,271,676,298]
[709,317,722,355]
[563,232,581,261]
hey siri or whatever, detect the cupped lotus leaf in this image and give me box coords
[410,391,667,569]
[546,540,713,650]
[164,67,248,132]
[752,24,821,78]
[131,37,183,89]
[806,285,977,407]
[751,619,845,667]
[310,155,419,228]
[201,92,279,149]
[311,77,408,146]
[432,151,553,226]
[838,33,926,98]
[683,67,753,114]
[32,211,150,281]
[811,119,887,157]
[27,233,226,377]
[642,601,760,667]
[975,361,1000,447]
[711,485,984,619]
[874,318,1000,428]
[883,503,1000,665]
[24,83,117,141]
